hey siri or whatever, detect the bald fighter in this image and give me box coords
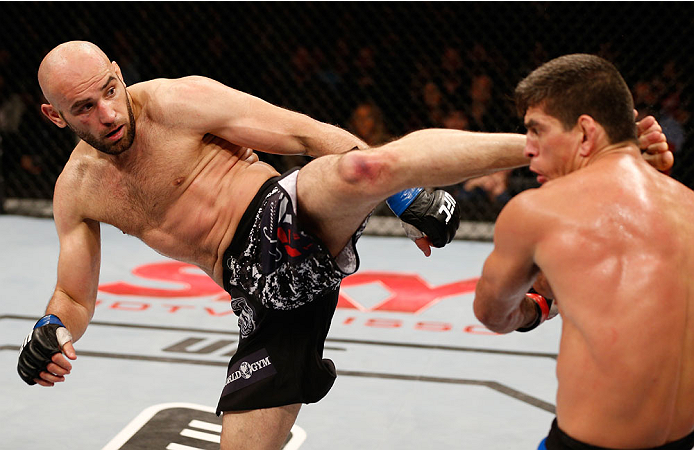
[474,54,694,449]
[18,42,670,449]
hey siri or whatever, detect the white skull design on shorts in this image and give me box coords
[231,297,257,338]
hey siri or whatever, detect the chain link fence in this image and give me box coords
[1,3,692,238]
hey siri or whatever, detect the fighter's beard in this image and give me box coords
[65,95,136,155]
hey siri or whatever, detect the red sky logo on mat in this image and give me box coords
[98,261,477,314]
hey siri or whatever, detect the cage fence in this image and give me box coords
[1,2,692,240]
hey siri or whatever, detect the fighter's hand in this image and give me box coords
[400,223,433,257]
[17,315,77,386]
[387,188,461,256]
[240,147,259,164]
[636,114,673,172]
[516,291,558,333]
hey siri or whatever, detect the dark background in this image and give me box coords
[1,2,692,223]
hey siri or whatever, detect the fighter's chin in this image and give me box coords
[102,145,132,156]
[97,129,134,155]
[530,168,548,185]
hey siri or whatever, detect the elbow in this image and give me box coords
[473,296,497,331]
[473,277,493,323]
[473,283,494,329]
[472,295,486,324]
[473,281,512,334]
[474,299,512,334]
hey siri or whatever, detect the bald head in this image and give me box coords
[38,41,112,106]
[37,41,135,155]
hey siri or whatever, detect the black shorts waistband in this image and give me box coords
[227,169,299,258]
[546,419,694,450]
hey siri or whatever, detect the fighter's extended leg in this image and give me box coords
[296,148,401,256]
[296,129,527,255]
[220,404,301,450]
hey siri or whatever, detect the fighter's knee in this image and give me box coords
[337,150,394,190]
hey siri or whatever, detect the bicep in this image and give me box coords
[168,76,316,155]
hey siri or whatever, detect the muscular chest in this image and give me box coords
[89,131,243,236]
[92,129,199,231]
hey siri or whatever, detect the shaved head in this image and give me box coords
[38,41,112,106]
[38,41,136,155]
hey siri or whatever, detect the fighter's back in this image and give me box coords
[529,152,694,446]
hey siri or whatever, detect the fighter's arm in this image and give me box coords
[158,76,366,157]
[473,192,546,334]
[48,186,101,343]
[19,174,101,387]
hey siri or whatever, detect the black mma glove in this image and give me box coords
[516,289,559,332]
[387,188,461,247]
[17,314,73,385]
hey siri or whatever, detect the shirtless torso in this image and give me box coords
[474,102,694,446]
[43,63,372,347]
[57,79,279,285]
[528,153,694,445]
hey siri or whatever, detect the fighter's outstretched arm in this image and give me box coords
[157,76,366,157]
[17,172,101,387]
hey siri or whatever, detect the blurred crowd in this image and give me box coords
[1,3,692,222]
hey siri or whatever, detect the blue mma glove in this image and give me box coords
[17,314,73,385]
[387,188,461,247]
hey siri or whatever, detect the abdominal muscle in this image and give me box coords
[120,145,279,287]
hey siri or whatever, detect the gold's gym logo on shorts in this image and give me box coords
[221,349,277,396]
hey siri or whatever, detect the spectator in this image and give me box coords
[440,47,467,108]
[407,80,451,130]
[441,109,470,132]
[347,102,391,146]
[467,73,495,131]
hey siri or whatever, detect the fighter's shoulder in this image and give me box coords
[509,174,583,209]
[58,143,94,181]
[499,186,549,220]
[494,184,568,238]
[136,76,221,119]
[54,145,102,209]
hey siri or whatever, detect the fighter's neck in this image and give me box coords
[127,88,144,121]
[585,142,641,167]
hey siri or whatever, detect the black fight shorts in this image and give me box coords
[216,168,366,414]
[542,419,694,450]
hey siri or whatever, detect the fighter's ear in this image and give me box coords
[577,115,598,157]
[112,61,125,86]
[41,104,67,128]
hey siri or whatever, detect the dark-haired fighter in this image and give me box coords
[474,54,694,449]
